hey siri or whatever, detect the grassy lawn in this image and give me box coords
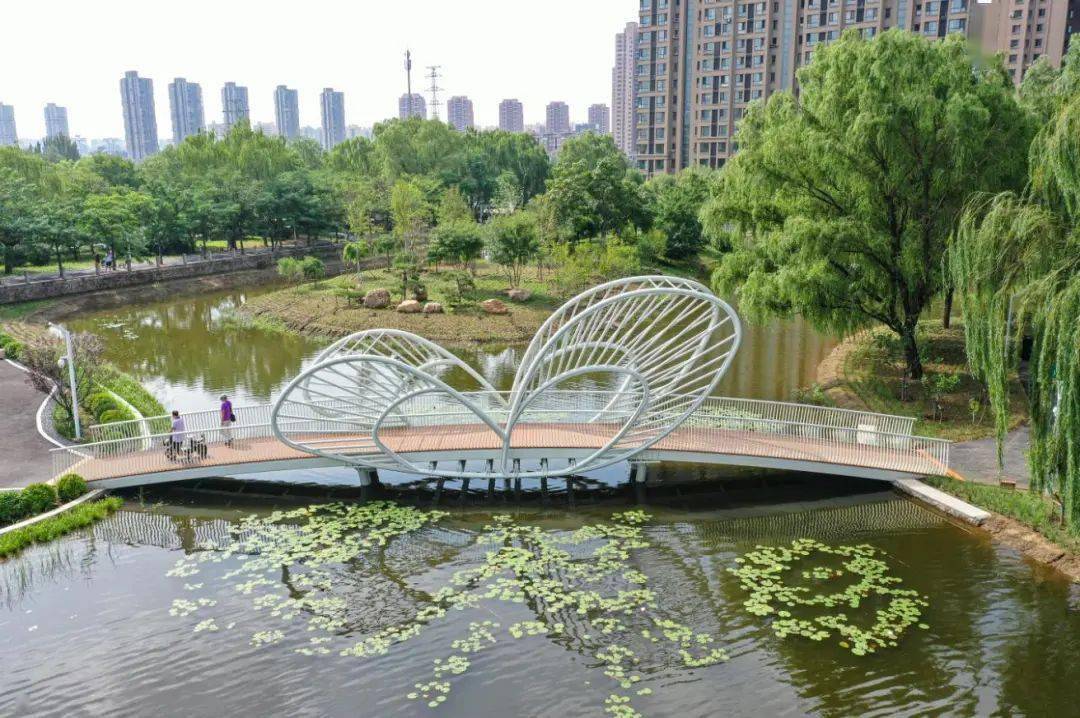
[242,263,568,346]
[820,320,1028,442]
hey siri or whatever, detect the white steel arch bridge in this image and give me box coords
[50,277,951,489]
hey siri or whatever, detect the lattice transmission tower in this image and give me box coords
[427,65,442,120]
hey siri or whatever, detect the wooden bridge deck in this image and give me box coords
[60,422,946,484]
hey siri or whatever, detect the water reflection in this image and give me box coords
[4,488,1080,717]
[69,284,837,415]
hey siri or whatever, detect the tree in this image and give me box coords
[0,169,36,274]
[646,169,712,260]
[78,189,152,268]
[703,30,1028,379]
[342,240,371,285]
[487,211,540,286]
[35,199,82,276]
[543,133,646,242]
[428,220,484,271]
[36,135,80,163]
[436,186,473,225]
[22,332,102,423]
[390,180,429,253]
[953,43,1080,522]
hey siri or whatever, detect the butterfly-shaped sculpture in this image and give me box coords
[270,276,741,479]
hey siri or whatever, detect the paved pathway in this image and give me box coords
[949,425,1031,489]
[0,360,57,488]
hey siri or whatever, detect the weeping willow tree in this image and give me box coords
[953,46,1080,522]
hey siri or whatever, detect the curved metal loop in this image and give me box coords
[270,276,742,479]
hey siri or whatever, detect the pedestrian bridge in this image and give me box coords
[51,396,950,489]
[49,276,950,488]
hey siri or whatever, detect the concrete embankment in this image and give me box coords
[0,243,344,305]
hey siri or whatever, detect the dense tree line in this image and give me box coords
[0,117,714,283]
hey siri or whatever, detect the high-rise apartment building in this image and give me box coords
[221,82,250,132]
[119,71,158,161]
[498,99,525,132]
[399,93,427,119]
[635,0,1076,176]
[168,78,204,145]
[447,96,475,131]
[588,104,611,134]
[44,103,69,139]
[0,104,16,146]
[320,88,346,149]
[275,85,300,140]
[612,21,638,160]
[545,101,571,136]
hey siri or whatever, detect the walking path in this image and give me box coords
[0,360,59,488]
[949,425,1031,489]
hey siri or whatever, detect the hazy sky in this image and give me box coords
[1,0,634,140]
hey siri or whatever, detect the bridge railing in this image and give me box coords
[87,394,916,443]
[55,392,947,481]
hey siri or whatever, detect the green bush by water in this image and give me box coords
[0,493,26,525]
[56,474,88,503]
[19,483,57,515]
[0,497,123,559]
[94,365,165,419]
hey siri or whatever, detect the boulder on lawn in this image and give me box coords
[506,288,531,302]
[363,288,391,309]
[396,300,423,314]
[423,302,444,314]
[480,298,509,315]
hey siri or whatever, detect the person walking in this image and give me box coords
[105,249,115,271]
[220,395,235,447]
[170,410,186,459]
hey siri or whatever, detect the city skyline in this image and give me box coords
[0,0,628,139]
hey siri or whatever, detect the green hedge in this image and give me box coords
[94,365,165,419]
[0,492,25,525]
[20,483,57,515]
[0,330,23,360]
[57,474,88,503]
[0,498,123,559]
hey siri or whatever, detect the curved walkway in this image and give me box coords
[0,360,58,488]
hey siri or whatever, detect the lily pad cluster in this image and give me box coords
[728,538,929,656]
[165,504,727,718]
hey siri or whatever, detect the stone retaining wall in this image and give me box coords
[0,243,344,305]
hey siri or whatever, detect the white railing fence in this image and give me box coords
[57,393,948,481]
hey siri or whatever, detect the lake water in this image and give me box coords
[67,283,838,416]
[3,486,1080,717]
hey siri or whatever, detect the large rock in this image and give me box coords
[480,298,509,315]
[506,288,531,302]
[422,302,444,314]
[396,300,423,314]
[363,288,391,309]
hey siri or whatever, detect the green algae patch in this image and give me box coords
[729,539,928,656]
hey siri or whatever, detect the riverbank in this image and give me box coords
[816,320,1028,442]
[240,265,564,346]
[924,475,1080,582]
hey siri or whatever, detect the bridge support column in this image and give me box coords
[631,462,650,505]
[355,468,376,501]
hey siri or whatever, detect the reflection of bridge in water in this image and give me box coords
[50,277,951,490]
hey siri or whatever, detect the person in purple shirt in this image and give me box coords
[220,395,235,447]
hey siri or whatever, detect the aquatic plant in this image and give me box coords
[166,503,727,716]
[729,539,928,656]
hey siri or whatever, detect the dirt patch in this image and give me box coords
[979,513,1080,582]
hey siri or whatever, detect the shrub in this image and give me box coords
[0,497,123,559]
[300,256,326,281]
[0,492,26,526]
[56,474,88,503]
[1,337,24,360]
[20,483,58,515]
[277,257,303,281]
[99,407,134,424]
[88,392,119,419]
